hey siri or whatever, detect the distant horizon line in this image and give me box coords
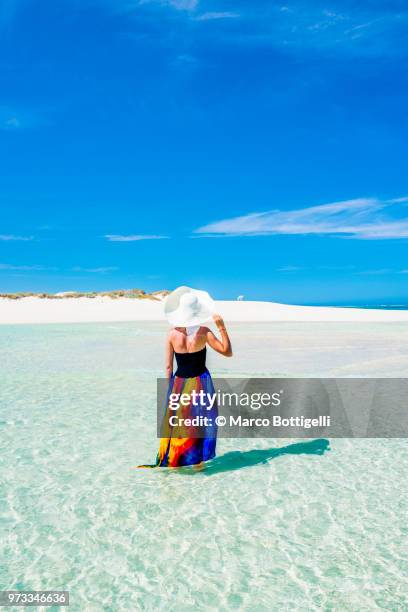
[0,288,407,309]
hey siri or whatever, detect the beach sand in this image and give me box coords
[1,296,408,325]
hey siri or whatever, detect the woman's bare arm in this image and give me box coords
[165,332,174,380]
[205,314,232,357]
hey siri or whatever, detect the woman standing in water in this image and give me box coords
[139,286,232,468]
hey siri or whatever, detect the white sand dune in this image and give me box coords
[0,296,408,324]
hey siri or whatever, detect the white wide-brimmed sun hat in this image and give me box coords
[164,286,216,327]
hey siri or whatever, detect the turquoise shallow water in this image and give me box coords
[1,322,408,611]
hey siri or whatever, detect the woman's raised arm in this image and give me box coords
[205,314,232,357]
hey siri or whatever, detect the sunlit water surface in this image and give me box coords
[1,322,408,610]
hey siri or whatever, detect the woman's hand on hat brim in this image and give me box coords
[213,313,225,328]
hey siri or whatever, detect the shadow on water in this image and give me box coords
[176,438,330,476]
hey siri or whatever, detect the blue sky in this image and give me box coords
[1,0,407,303]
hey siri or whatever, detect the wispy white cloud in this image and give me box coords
[277,265,406,275]
[358,268,408,275]
[72,266,119,273]
[277,264,357,272]
[0,263,47,271]
[130,1,241,24]
[59,1,408,61]
[0,234,34,241]
[277,265,302,272]
[388,196,408,203]
[0,106,52,131]
[168,0,197,8]
[1,107,26,131]
[358,268,394,275]
[217,4,408,57]
[139,0,198,11]
[105,234,169,241]
[3,117,20,129]
[169,53,197,68]
[194,12,240,22]
[318,265,356,271]
[194,197,408,240]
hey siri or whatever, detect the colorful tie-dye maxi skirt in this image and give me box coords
[139,370,217,468]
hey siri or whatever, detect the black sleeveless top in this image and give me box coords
[174,347,207,378]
